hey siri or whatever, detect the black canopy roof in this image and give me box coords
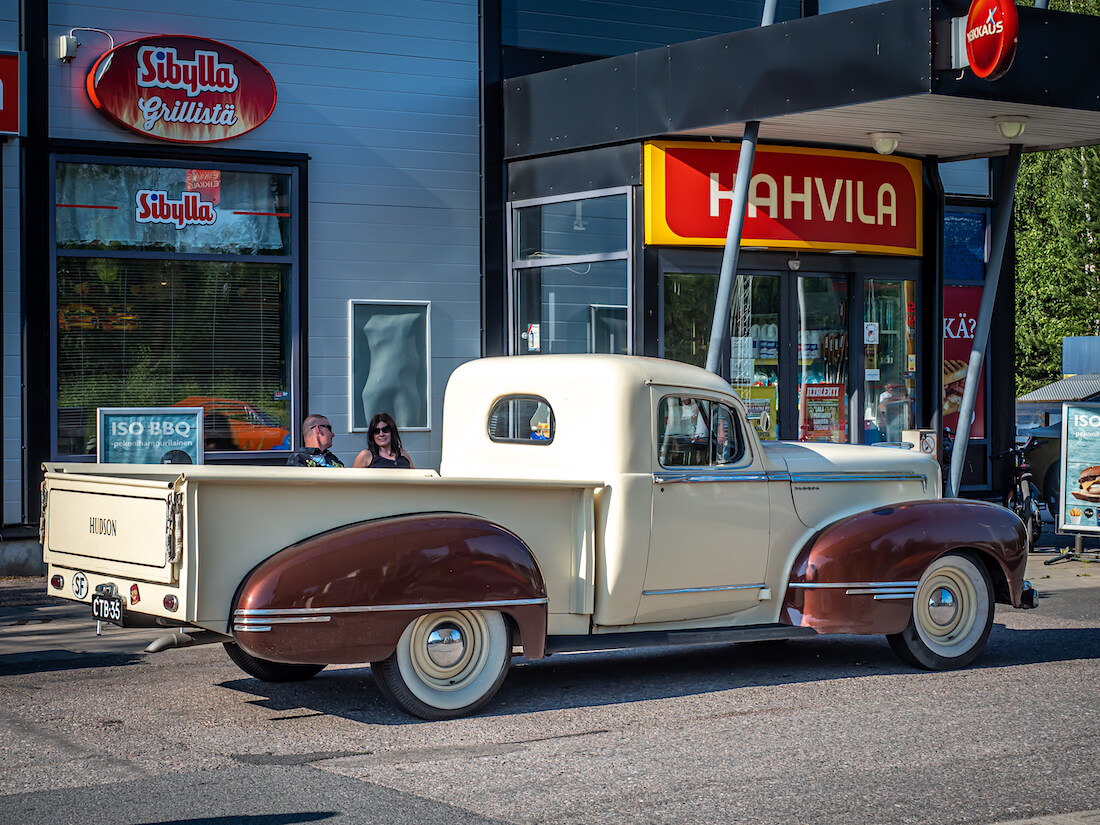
[504,0,1100,162]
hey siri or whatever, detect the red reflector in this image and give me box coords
[163,594,179,612]
[50,575,64,590]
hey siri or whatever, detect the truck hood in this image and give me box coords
[763,441,942,528]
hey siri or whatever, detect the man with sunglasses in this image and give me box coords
[286,414,345,467]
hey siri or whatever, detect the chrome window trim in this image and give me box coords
[642,583,767,596]
[233,596,548,618]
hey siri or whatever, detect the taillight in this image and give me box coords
[50,574,64,590]
[163,594,179,612]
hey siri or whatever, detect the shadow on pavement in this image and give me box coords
[217,621,1100,725]
[0,650,146,677]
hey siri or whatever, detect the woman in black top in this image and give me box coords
[354,412,414,468]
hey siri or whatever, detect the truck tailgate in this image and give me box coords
[43,472,182,585]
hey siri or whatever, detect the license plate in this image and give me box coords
[91,593,124,626]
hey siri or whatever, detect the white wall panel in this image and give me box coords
[47,0,483,473]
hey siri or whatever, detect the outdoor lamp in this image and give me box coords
[869,132,901,155]
[994,116,1028,140]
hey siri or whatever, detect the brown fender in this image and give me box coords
[230,512,548,665]
[781,499,1028,635]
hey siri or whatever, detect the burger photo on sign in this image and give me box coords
[942,359,968,416]
[1072,466,1100,503]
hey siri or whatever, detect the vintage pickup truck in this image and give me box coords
[41,355,1036,719]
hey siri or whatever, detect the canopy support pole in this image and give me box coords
[947,144,1022,497]
[705,0,777,374]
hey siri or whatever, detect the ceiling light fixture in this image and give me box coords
[869,132,901,155]
[994,116,1028,140]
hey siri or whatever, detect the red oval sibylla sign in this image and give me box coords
[965,0,1019,81]
[87,35,277,143]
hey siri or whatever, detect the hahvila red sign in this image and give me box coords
[644,141,922,255]
[87,36,276,143]
[965,0,1019,81]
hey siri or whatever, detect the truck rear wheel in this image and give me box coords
[223,642,326,682]
[886,552,993,670]
[371,609,511,720]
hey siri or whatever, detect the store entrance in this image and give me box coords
[658,252,919,444]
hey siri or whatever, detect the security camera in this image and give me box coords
[787,258,801,271]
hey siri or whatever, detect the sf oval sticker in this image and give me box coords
[965,0,1019,81]
[87,35,277,143]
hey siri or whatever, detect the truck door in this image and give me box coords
[638,392,771,624]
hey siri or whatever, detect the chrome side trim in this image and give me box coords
[788,473,923,484]
[788,581,919,590]
[653,472,769,484]
[233,596,548,618]
[234,616,331,625]
[642,583,767,596]
[234,625,271,633]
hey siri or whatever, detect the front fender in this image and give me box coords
[781,499,1028,635]
[231,512,548,665]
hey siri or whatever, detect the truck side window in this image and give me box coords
[488,395,554,443]
[658,396,711,466]
[658,397,746,467]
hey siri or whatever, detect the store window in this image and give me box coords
[508,189,631,355]
[53,158,296,457]
[863,278,917,444]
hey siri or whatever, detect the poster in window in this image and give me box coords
[799,384,846,442]
[97,407,203,464]
[349,301,430,432]
[942,286,985,439]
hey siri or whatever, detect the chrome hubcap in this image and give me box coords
[927,586,959,626]
[425,623,466,668]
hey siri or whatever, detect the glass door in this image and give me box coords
[729,274,780,440]
[863,278,917,443]
[796,276,849,443]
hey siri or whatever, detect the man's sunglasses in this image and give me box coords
[314,423,332,431]
[372,425,391,434]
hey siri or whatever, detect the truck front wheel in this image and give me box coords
[371,609,511,720]
[223,642,326,682]
[886,552,994,670]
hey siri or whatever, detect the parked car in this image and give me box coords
[1022,423,1062,513]
[172,397,290,452]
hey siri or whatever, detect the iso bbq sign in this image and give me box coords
[87,35,277,143]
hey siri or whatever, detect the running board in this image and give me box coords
[545,624,818,655]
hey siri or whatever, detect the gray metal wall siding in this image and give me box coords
[1,6,18,523]
[44,0,482,473]
[503,0,800,54]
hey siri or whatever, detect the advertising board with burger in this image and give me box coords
[1058,402,1100,534]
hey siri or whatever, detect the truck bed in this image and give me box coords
[42,463,601,635]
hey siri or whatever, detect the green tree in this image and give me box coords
[1014,0,1100,394]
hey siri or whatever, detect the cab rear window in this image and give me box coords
[488,396,554,443]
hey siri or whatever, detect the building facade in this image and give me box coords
[4,0,1097,569]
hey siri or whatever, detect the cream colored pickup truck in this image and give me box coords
[42,355,1036,719]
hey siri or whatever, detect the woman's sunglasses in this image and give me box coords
[372,425,391,434]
